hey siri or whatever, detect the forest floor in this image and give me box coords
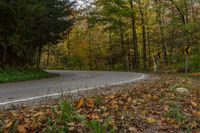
[0,68,57,83]
[0,73,200,133]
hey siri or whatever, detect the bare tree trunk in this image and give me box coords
[147,29,151,69]
[120,29,126,71]
[109,28,114,70]
[127,33,131,71]
[37,44,42,69]
[129,0,139,70]
[89,45,93,70]
[67,32,71,57]
[46,45,50,67]
[155,0,168,65]
[139,0,147,70]
[2,35,8,69]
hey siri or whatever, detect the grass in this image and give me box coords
[0,68,57,83]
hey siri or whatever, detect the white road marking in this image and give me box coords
[0,74,146,106]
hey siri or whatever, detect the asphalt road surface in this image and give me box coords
[0,70,147,106]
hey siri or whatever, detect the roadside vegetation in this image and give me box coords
[1,75,199,132]
[0,68,57,83]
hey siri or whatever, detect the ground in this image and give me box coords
[0,68,57,83]
[0,74,199,133]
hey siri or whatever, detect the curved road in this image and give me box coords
[0,70,147,106]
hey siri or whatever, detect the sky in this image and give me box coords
[75,0,93,9]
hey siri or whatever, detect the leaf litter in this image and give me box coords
[0,74,199,132]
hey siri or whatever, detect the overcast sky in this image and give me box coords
[75,0,93,9]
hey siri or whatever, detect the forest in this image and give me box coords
[1,0,200,132]
[0,0,75,68]
[1,0,200,72]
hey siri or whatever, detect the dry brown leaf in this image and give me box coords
[86,98,94,108]
[127,97,132,102]
[196,111,200,117]
[191,101,197,107]
[17,125,26,133]
[87,113,100,120]
[102,112,110,117]
[76,97,85,109]
[128,127,137,132]
[108,95,115,100]
[147,117,156,124]
[4,120,13,129]
[34,112,44,117]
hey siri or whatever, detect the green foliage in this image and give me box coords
[94,96,104,108]
[86,117,116,133]
[0,68,56,83]
[169,83,180,92]
[0,0,75,67]
[43,101,85,133]
[165,103,187,124]
[8,120,19,133]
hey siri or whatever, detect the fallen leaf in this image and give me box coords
[76,97,85,109]
[4,120,13,129]
[17,125,26,133]
[196,111,200,117]
[147,117,156,124]
[87,113,100,120]
[102,112,110,117]
[128,127,137,132]
[86,98,94,108]
[108,95,115,100]
[191,101,197,107]
[190,121,198,128]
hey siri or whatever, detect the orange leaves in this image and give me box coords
[87,113,100,120]
[17,125,26,133]
[87,98,95,108]
[76,97,95,109]
[76,97,85,109]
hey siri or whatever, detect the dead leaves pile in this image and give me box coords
[0,75,200,132]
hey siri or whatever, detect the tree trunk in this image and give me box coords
[2,35,8,69]
[155,0,168,65]
[109,28,114,70]
[67,32,71,57]
[120,28,126,71]
[37,45,42,69]
[147,29,151,69]
[139,0,147,70]
[129,0,139,70]
[46,45,50,67]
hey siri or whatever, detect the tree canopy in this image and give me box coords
[0,0,75,68]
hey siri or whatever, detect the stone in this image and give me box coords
[176,87,188,93]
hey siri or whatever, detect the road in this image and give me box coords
[0,70,147,106]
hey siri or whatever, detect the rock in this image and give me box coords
[176,87,188,93]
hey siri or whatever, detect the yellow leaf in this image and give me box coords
[4,120,13,129]
[108,95,115,100]
[191,101,197,107]
[190,121,198,128]
[87,113,100,120]
[76,97,85,109]
[196,111,200,117]
[87,98,94,108]
[34,112,44,117]
[17,125,26,133]
[128,127,137,132]
[147,117,156,124]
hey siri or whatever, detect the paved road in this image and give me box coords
[0,70,147,105]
